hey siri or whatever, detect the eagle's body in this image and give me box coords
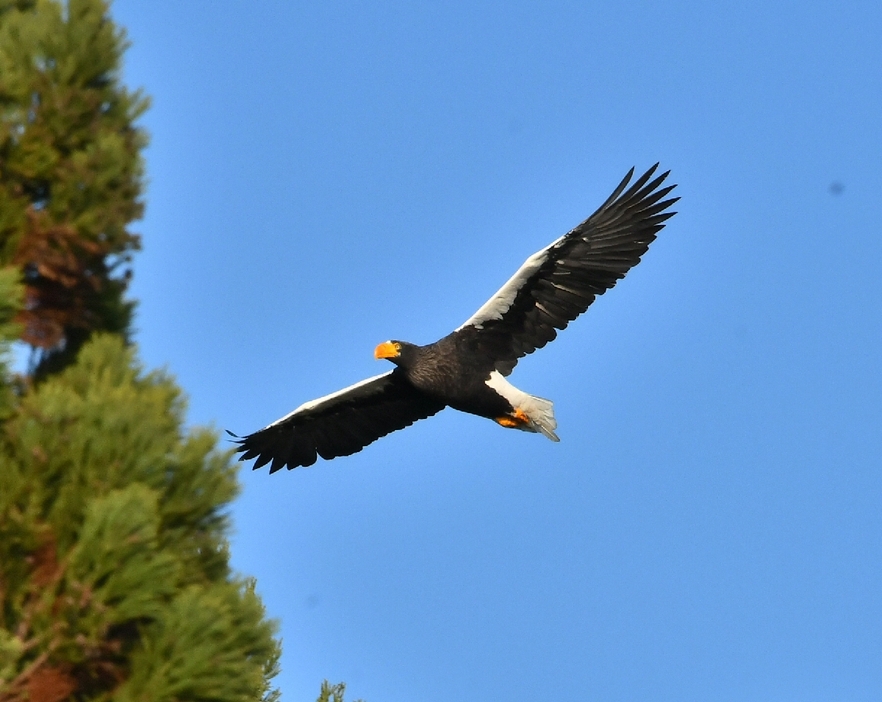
[234,165,678,472]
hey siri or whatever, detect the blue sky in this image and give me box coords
[113,1,881,700]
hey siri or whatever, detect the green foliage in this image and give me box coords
[0,335,281,700]
[0,266,23,415]
[0,0,147,374]
[0,267,23,343]
[116,581,280,702]
[316,681,364,702]
[0,3,349,700]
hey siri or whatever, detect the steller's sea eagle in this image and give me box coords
[232,164,678,472]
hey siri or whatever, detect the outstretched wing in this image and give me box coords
[232,370,445,472]
[456,164,678,375]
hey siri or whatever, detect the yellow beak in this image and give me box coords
[374,341,400,360]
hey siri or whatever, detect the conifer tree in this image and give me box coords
[0,1,285,700]
[315,680,363,702]
[0,331,281,701]
[0,0,146,375]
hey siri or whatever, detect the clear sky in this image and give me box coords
[113,1,881,700]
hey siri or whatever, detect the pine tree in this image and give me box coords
[315,680,363,702]
[0,1,284,700]
[0,3,363,698]
[0,331,281,701]
[0,0,146,375]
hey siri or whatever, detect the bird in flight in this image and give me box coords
[233,164,678,473]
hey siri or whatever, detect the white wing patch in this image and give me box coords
[457,248,550,330]
[485,371,559,441]
[266,371,394,428]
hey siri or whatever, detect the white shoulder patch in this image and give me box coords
[266,371,394,428]
[457,248,550,330]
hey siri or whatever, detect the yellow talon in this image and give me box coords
[494,408,531,428]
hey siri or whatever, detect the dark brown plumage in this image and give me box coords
[233,164,678,472]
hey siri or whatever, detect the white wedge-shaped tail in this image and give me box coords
[485,371,560,442]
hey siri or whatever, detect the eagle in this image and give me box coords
[233,164,678,472]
